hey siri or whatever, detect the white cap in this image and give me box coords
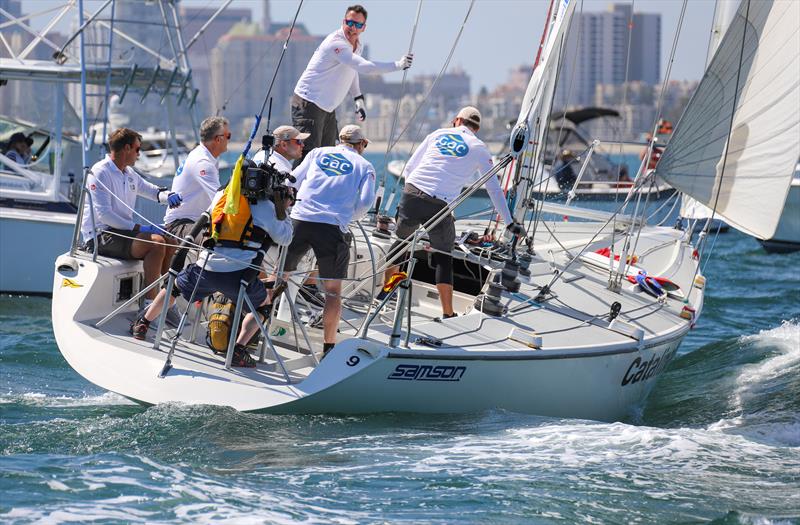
[339,124,369,144]
[456,106,481,127]
[273,125,310,141]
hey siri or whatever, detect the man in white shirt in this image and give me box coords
[282,124,377,356]
[292,4,413,161]
[164,116,230,242]
[80,128,183,300]
[383,106,522,318]
[4,132,32,165]
[252,125,309,174]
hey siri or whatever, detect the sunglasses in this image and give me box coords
[344,19,365,29]
[216,132,232,140]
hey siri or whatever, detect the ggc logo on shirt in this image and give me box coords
[317,153,354,176]
[435,133,469,158]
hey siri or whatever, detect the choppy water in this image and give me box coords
[2,228,799,523]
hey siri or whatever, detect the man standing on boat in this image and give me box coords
[383,106,522,319]
[164,117,230,243]
[281,124,376,357]
[80,128,183,301]
[252,125,308,173]
[292,4,413,161]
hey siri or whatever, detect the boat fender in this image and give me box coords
[694,275,706,289]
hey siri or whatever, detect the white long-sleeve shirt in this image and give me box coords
[289,144,376,232]
[80,155,162,241]
[199,190,294,273]
[294,28,398,112]
[252,149,293,175]
[403,126,513,225]
[164,143,220,224]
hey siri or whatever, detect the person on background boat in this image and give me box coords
[252,125,308,173]
[640,133,663,171]
[130,177,295,368]
[4,132,33,165]
[292,4,413,162]
[382,106,522,319]
[164,117,230,243]
[554,149,578,190]
[80,128,182,303]
[279,124,377,358]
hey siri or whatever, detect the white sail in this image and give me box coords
[681,0,740,220]
[659,0,800,239]
[511,0,577,222]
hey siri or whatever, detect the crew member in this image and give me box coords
[252,125,308,173]
[80,128,182,301]
[383,106,522,318]
[4,132,33,165]
[640,133,663,171]
[292,4,413,161]
[281,124,376,357]
[131,175,294,368]
[164,117,230,241]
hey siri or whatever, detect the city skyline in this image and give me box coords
[17,0,717,92]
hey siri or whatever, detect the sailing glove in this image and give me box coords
[354,95,366,121]
[139,224,164,235]
[157,189,183,208]
[395,53,413,71]
[506,222,525,236]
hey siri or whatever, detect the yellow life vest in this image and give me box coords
[210,189,269,250]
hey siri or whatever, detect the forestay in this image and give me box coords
[658,0,800,239]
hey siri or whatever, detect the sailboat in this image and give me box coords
[50,0,798,421]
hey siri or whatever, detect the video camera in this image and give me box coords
[242,131,296,204]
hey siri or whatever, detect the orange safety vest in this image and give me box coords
[210,189,269,250]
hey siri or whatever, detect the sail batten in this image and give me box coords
[660,0,800,239]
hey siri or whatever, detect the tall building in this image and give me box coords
[210,22,322,136]
[179,5,253,117]
[557,3,661,108]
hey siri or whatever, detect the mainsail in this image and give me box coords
[658,0,800,239]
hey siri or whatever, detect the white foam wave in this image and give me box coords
[1,391,135,408]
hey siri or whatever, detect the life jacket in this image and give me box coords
[210,189,270,250]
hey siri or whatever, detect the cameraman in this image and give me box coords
[252,125,308,174]
[131,165,294,368]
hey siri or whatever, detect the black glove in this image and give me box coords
[354,94,366,121]
[506,222,525,236]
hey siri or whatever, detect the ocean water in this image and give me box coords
[1,227,799,523]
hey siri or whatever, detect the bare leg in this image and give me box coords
[436,283,454,317]
[130,233,166,300]
[321,279,342,345]
[236,296,271,346]
[143,288,175,322]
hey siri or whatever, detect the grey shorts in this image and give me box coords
[283,220,352,280]
[166,218,202,266]
[84,228,138,259]
[291,94,338,161]
[395,184,456,255]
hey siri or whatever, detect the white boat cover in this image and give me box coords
[658,0,800,239]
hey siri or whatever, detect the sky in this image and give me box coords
[19,0,717,91]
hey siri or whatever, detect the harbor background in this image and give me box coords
[2,226,799,523]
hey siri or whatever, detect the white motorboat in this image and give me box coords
[50,0,799,420]
[0,0,211,295]
[760,168,800,253]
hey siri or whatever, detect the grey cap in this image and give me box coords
[456,106,481,127]
[339,124,369,144]
[273,125,310,142]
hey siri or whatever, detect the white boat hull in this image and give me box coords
[761,178,800,252]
